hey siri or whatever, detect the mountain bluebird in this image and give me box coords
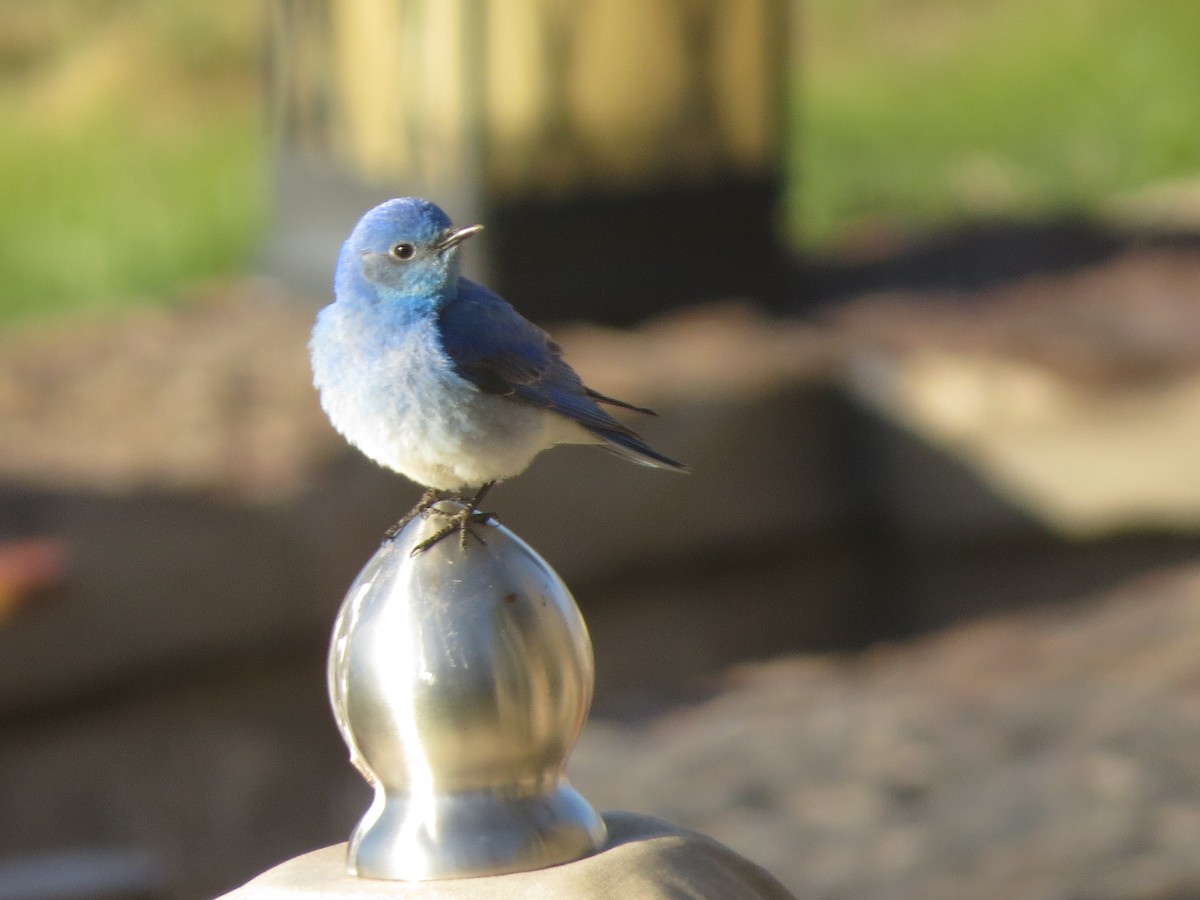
[311,197,687,551]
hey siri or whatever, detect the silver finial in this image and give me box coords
[327,503,607,880]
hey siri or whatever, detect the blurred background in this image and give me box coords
[2,1,1200,897]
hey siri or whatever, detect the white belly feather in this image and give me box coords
[311,311,592,492]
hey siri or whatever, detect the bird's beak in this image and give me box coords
[434,224,484,253]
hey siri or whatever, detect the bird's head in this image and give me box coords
[336,198,483,306]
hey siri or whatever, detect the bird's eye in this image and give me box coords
[390,242,416,260]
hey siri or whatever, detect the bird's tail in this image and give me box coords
[585,387,658,416]
[594,427,690,472]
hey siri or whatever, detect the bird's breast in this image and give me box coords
[311,306,555,490]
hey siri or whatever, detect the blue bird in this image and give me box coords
[311,197,688,551]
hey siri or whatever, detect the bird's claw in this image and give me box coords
[410,507,494,555]
[386,482,497,554]
[383,489,441,542]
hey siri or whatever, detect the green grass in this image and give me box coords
[0,112,265,322]
[0,1,266,326]
[792,0,1200,246]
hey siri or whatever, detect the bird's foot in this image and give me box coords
[383,489,441,542]
[410,507,494,555]
[409,483,497,555]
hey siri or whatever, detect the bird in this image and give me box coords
[310,197,688,552]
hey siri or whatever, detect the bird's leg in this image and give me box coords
[410,482,497,554]
[384,488,441,541]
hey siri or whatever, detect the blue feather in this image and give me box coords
[438,279,687,470]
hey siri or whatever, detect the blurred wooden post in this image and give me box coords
[266,0,788,322]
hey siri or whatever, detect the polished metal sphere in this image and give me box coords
[327,503,606,880]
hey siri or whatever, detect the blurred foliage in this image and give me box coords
[0,1,266,324]
[792,0,1200,246]
[1,1,1199,323]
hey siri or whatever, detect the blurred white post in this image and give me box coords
[263,0,789,322]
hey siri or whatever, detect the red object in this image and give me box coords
[0,537,69,619]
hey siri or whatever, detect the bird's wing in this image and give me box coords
[439,279,688,471]
[438,279,639,436]
[438,278,553,393]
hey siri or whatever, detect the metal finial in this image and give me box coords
[327,503,607,881]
